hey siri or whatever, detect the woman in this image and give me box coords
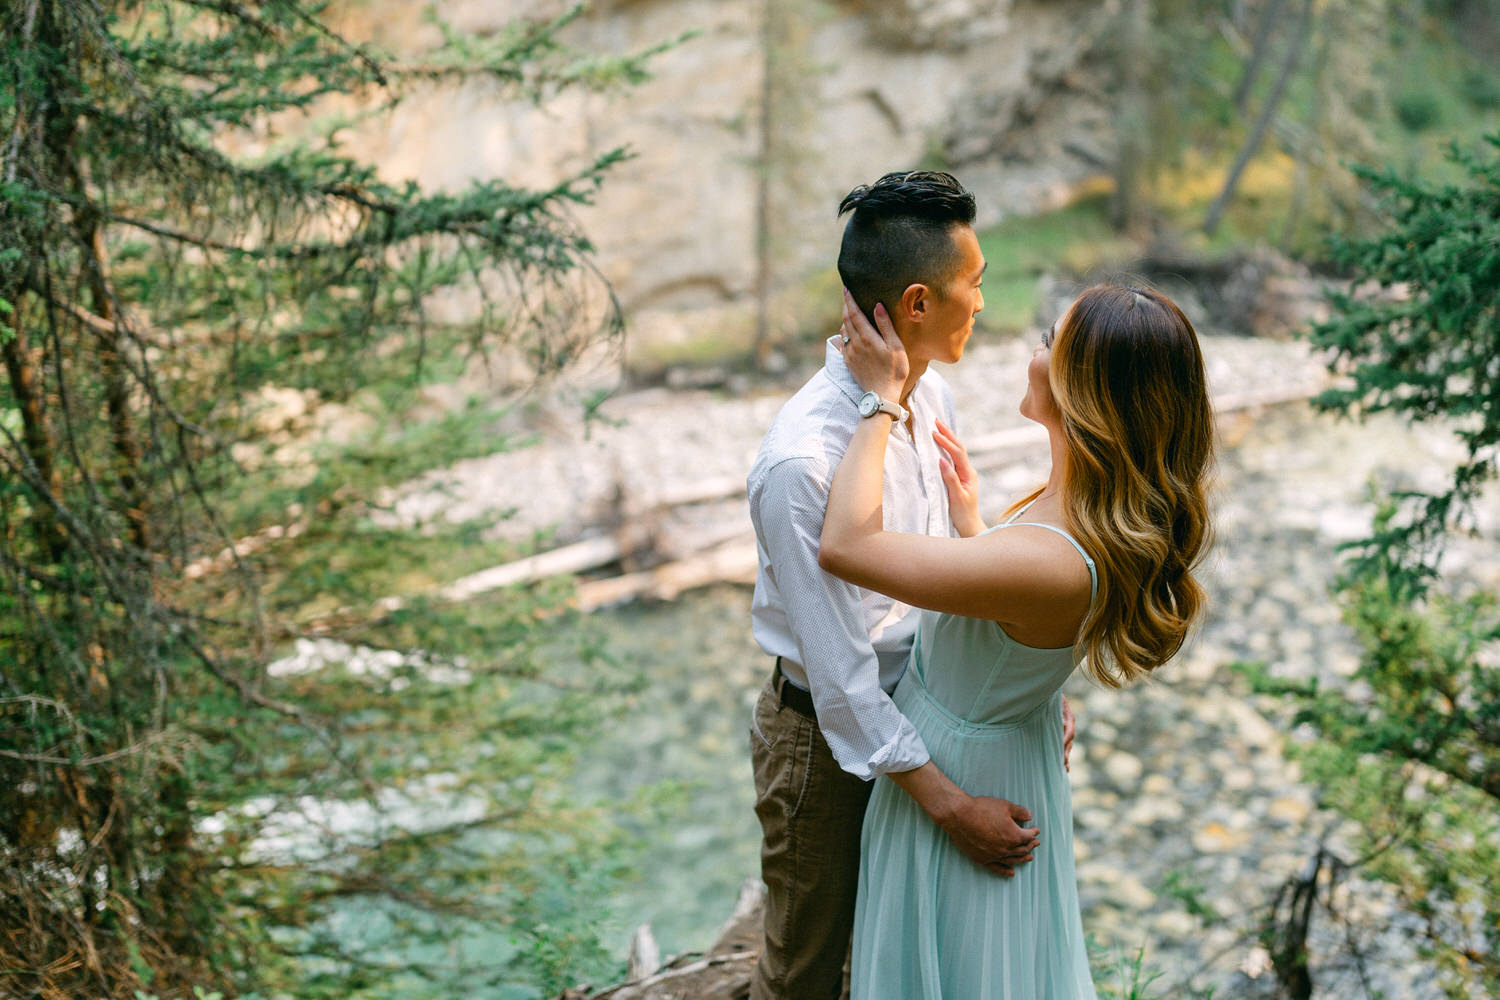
[819,283,1214,998]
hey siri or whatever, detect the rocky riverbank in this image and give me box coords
[367,316,1499,999]
[539,396,1496,1000]
[376,327,1330,545]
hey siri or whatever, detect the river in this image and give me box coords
[557,584,765,960]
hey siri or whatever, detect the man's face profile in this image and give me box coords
[908,224,985,366]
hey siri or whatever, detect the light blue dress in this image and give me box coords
[851,509,1100,1000]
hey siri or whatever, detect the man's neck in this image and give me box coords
[898,359,929,408]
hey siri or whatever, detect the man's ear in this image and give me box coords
[899,282,929,322]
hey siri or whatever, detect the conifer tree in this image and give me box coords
[0,2,663,996]
[1250,134,1499,998]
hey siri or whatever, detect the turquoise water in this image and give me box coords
[261,585,765,999]
[562,584,767,960]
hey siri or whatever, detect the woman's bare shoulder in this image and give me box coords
[976,523,1094,638]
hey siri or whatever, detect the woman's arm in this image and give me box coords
[819,491,1086,623]
[819,293,1089,624]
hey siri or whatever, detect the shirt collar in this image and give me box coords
[822,335,866,405]
[822,335,931,411]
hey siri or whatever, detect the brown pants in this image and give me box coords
[749,671,874,1000]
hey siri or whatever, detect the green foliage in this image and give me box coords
[0,2,667,998]
[1239,566,1500,995]
[1113,1,1497,257]
[1311,133,1500,593]
[1088,939,1210,1000]
[1158,868,1224,926]
[1395,88,1445,131]
[1460,67,1500,110]
[1252,128,1500,997]
[217,611,648,998]
[135,987,267,1000]
[1364,10,1500,181]
[508,853,631,997]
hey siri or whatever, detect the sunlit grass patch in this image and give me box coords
[1152,147,1304,254]
[976,189,1134,333]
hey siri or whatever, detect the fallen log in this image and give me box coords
[369,506,746,613]
[574,536,758,611]
[440,534,624,602]
[584,952,758,1000]
[368,533,629,614]
[329,377,1331,630]
[424,381,1326,609]
[558,880,765,1000]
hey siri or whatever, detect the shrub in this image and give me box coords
[1394,89,1444,131]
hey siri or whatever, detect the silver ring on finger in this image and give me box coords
[842,335,850,345]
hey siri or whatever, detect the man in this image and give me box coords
[746,171,1072,1000]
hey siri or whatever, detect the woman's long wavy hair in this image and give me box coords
[1031,284,1214,687]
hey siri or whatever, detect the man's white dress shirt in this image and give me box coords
[747,337,958,781]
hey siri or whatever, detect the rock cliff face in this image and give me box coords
[341,0,1117,346]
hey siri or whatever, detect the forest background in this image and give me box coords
[1,1,1497,999]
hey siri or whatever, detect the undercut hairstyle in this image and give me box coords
[837,171,977,322]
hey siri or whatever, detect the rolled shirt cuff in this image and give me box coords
[847,726,932,782]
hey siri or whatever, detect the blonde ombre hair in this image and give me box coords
[1025,284,1214,687]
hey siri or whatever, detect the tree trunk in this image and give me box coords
[1268,848,1323,1000]
[1204,0,1314,235]
[1110,0,1150,232]
[752,0,776,370]
[1280,31,1329,249]
[77,212,150,553]
[1,300,67,560]
[38,0,150,556]
[1232,0,1290,116]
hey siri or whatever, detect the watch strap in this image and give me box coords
[859,390,907,423]
[877,397,908,423]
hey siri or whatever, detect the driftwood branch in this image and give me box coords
[573,536,758,611]
[587,951,758,1000]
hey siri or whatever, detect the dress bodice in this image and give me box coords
[908,507,1097,726]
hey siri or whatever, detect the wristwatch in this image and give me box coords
[857,390,908,423]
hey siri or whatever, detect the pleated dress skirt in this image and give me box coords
[850,669,1098,1000]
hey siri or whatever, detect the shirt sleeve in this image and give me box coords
[754,456,931,781]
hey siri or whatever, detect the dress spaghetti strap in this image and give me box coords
[1003,522,1099,607]
[991,499,1099,607]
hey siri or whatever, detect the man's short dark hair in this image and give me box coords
[837,171,977,323]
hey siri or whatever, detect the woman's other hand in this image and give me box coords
[839,287,907,401]
[934,419,985,537]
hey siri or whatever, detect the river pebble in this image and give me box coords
[1103,751,1144,786]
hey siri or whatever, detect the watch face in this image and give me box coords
[858,391,878,417]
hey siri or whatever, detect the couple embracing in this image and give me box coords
[746,171,1214,999]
